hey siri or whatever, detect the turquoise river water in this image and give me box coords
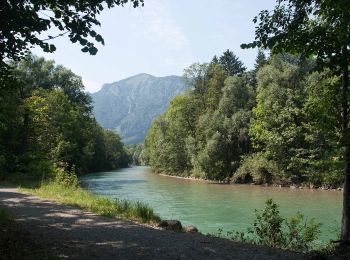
[80,166,342,243]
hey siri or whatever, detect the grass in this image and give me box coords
[21,180,161,224]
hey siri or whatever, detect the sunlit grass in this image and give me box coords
[21,181,161,224]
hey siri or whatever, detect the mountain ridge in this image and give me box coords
[91,73,188,144]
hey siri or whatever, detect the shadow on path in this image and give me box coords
[0,188,305,260]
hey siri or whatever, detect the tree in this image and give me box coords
[250,54,312,182]
[254,49,268,71]
[0,55,127,177]
[0,0,144,61]
[242,0,350,243]
[183,63,209,104]
[219,49,246,77]
[102,129,128,169]
[211,55,219,65]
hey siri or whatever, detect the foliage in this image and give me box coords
[242,0,350,242]
[219,49,246,77]
[250,54,312,181]
[126,144,147,165]
[233,153,281,185]
[53,166,79,188]
[0,0,144,61]
[223,199,321,252]
[145,51,254,179]
[241,0,350,73]
[145,51,344,187]
[0,55,128,180]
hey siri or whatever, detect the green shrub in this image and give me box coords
[27,159,54,179]
[232,153,281,184]
[53,166,78,188]
[308,170,343,188]
[191,170,205,179]
[224,199,321,252]
[252,199,285,247]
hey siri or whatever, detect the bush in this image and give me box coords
[53,166,78,188]
[232,153,281,184]
[308,170,343,188]
[225,199,321,252]
[27,159,54,178]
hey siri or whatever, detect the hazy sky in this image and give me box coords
[33,0,276,93]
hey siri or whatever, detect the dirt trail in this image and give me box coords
[0,188,305,259]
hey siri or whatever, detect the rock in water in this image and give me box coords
[157,220,183,232]
[184,225,199,233]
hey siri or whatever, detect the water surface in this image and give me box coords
[80,166,342,242]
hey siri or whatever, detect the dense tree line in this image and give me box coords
[144,50,343,188]
[0,56,128,179]
[126,144,147,166]
[0,0,144,180]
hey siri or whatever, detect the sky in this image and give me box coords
[33,0,276,93]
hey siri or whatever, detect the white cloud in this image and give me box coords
[136,0,188,50]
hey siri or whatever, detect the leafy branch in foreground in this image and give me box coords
[219,199,321,252]
[0,0,144,61]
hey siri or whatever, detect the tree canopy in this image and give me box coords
[0,0,144,61]
[0,55,128,178]
[243,0,350,244]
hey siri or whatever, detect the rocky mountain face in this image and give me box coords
[91,73,187,144]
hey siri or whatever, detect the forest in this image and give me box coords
[0,56,129,180]
[140,50,343,188]
[2,0,350,252]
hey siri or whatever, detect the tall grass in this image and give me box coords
[22,168,161,224]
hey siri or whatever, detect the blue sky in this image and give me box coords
[33,0,276,92]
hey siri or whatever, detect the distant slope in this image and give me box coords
[91,73,187,144]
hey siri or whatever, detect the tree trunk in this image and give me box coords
[341,62,350,244]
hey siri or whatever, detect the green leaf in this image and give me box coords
[95,34,104,43]
[81,46,89,52]
[88,46,98,55]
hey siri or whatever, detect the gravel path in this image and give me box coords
[0,188,305,260]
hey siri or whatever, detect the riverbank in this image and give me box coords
[0,188,307,259]
[158,172,343,192]
[21,178,161,225]
[81,167,342,243]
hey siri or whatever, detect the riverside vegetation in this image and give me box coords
[216,199,322,253]
[0,56,130,180]
[0,0,348,257]
[0,54,160,224]
[23,168,161,224]
[142,50,343,189]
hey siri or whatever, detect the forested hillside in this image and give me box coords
[91,74,187,144]
[143,50,343,188]
[0,56,129,179]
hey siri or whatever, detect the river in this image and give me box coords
[80,166,342,243]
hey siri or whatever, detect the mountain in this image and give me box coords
[91,73,188,144]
